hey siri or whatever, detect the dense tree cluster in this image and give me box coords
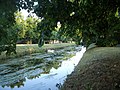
[19,0,120,46]
[15,11,40,44]
[0,0,120,54]
[0,0,17,55]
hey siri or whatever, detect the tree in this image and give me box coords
[15,11,40,44]
[18,0,120,47]
[14,11,26,39]
[0,0,17,55]
[24,16,40,44]
[1,0,120,54]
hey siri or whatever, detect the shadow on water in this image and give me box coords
[0,46,86,90]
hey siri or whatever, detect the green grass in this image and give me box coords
[0,43,75,60]
[62,47,120,90]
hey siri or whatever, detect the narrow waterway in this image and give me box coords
[0,46,86,90]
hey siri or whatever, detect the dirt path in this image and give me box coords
[62,47,120,90]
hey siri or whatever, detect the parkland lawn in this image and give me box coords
[0,43,75,60]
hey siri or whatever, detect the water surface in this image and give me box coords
[0,46,86,90]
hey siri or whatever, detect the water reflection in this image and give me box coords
[0,46,86,90]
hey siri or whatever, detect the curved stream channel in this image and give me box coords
[0,46,86,90]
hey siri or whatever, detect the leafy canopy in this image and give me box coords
[0,0,17,55]
[19,0,120,46]
[0,0,120,55]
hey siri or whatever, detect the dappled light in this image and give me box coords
[0,0,120,90]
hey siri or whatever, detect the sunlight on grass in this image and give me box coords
[0,43,75,60]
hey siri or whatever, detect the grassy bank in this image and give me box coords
[62,47,120,90]
[0,43,75,60]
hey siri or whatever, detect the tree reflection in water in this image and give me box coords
[1,60,62,88]
[0,46,82,89]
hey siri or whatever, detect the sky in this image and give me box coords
[20,9,38,19]
[20,2,38,19]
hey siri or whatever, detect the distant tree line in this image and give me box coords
[0,0,120,55]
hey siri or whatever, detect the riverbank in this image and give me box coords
[0,43,75,60]
[62,47,120,90]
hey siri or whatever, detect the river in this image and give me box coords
[0,46,86,90]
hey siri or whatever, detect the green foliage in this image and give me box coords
[1,0,120,54]
[15,11,40,44]
[19,0,120,47]
[25,16,40,39]
[0,0,17,55]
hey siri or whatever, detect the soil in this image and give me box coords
[61,47,120,90]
